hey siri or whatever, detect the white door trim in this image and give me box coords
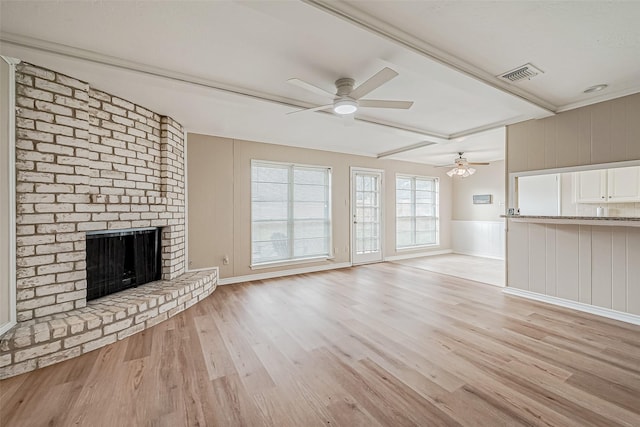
[0,56,18,335]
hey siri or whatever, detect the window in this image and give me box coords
[396,175,439,249]
[251,161,331,266]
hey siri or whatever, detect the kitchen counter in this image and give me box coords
[502,215,640,227]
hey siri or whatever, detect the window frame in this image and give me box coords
[395,174,439,250]
[250,159,333,268]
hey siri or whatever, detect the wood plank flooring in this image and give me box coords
[1,262,639,426]
[393,253,505,287]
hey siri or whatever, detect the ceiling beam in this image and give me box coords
[302,0,558,114]
[377,141,438,159]
[0,31,449,141]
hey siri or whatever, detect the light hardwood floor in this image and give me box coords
[1,263,639,426]
[394,253,505,287]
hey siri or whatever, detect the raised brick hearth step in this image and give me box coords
[0,269,217,379]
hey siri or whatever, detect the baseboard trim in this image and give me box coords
[452,250,505,261]
[384,249,452,262]
[218,262,352,285]
[503,287,640,326]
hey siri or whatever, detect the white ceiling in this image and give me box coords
[1,1,639,165]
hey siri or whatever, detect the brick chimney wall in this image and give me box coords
[14,62,186,322]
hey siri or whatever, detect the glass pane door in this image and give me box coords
[352,170,383,264]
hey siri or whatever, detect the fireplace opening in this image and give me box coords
[86,228,162,301]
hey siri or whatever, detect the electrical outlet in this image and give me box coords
[223,255,229,265]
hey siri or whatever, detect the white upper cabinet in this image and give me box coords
[574,166,640,203]
[607,166,640,202]
[574,169,607,202]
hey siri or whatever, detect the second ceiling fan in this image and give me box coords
[287,67,414,116]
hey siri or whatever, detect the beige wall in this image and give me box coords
[0,58,12,328]
[507,93,640,173]
[506,92,640,317]
[452,160,505,221]
[187,133,453,279]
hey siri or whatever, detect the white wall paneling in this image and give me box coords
[506,220,640,316]
[452,220,505,260]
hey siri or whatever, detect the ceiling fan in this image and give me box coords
[287,67,414,116]
[439,152,490,177]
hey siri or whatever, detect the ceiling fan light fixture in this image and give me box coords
[447,166,476,178]
[333,98,358,115]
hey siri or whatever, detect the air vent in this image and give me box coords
[498,63,544,83]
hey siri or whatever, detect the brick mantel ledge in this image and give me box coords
[0,269,217,379]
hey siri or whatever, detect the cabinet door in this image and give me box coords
[574,170,606,203]
[607,166,640,202]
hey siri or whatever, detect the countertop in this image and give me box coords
[501,215,640,227]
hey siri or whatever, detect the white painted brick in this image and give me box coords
[17,295,55,310]
[56,290,86,303]
[38,347,82,369]
[14,341,62,363]
[56,135,88,147]
[55,74,88,90]
[82,334,117,353]
[35,183,74,194]
[18,86,54,102]
[16,117,35,129]
[56,270,85,282]
[102,103,127,116]
[57,251,85,263]
[17,150,54,163]
[158,300,177,314]
[36,143,74,156]
[116,322,144,340]
[37,223,75,234]
[18,129,54,143]
[36,242,74,255]
[36,163,74,174]
[20,64,55,80]
[35,283,75,297]
[17,171,54,183]
[56,174,90,185]
[63,329,102,349]
[57,155,86,166]
[55,115,88,129]
[17,274,55,289]
[35,100,73,116]
[55,213,91,222]
[37,262,74,275]
[34,204,73,213]
[112,115,135,127]
[55,232,84,242]
[35,302,74,318]
[0,354,12,368]
[34,78,73,96]
[90,89,111,102]
[54,94,87,110]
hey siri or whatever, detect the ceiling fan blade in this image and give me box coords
[287,78,335,98]
[435,164,457,168]
[286,104,334,115]
[350,67,398,100]
[468,162,490,165]
[358,99,414,109]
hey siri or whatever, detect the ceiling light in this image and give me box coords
[447,166,476,178]
[583,84,608,94]
[333,98,358,115]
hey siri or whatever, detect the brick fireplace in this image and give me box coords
[0,62,217,378]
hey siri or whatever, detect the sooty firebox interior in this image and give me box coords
[86,228,161,301]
